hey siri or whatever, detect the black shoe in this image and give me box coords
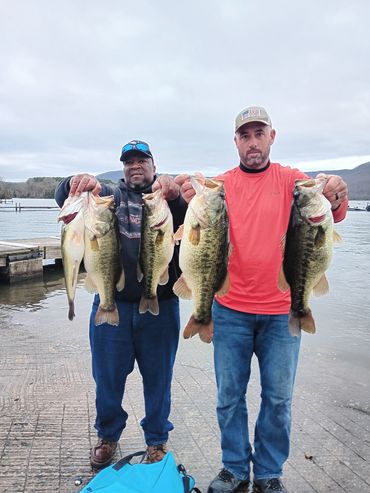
[253,478,287,492]
[208,468,249,493]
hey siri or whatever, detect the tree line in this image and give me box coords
[0,177,115,200]
[0,177,64,199]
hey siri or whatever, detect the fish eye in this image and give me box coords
[293,190,300,198]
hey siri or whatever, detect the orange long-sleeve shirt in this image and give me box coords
[215,163,347,314]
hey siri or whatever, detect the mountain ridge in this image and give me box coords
[97,162,370,200]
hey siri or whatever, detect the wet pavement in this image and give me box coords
[0,281,369,492]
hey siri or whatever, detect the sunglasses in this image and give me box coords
[121,142,150,154]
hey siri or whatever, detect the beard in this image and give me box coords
[243,148,270,169]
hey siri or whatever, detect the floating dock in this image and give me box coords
[0,236,61,283]
[0,203,59,212]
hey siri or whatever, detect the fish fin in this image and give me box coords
[314,226,327,247]
[68,300,75,321]
[204,178,224,188]
[137,263,143,282]
[173,275,192,299]
[194,172,206,186]
[71,259,81,288]
[116,270,125,292]
[139,296,159,316]
[333,229,342,243]
[299,309,316,334]
[89,237,99,250]
[280,234,286,254]
[159,267,169,285]
[155,231,164,245]
[198,322,214,343]
[288,313,301,336]
[313,274,329,296]
[190,175,205,193]
[289,309,316,335]
[278,266,290,292]
[183,315,213,343]
[95,304,119,326]
[189,224,201,245]
[216,272,230,297]
[173,224,184,243]
[84,274,98,294]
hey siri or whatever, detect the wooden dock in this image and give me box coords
[0,236,61,283]
[0,204,59,212]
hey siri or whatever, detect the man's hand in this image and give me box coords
[152,175,180,201]
[174,172,206,203]
[69,174,102,196]
[316,173,348,210]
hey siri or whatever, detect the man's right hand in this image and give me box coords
[174,172,205,203]
[69,174,102,196]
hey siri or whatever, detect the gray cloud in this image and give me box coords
[0,0,369,181]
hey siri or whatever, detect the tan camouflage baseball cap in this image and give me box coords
[235,106,272,132]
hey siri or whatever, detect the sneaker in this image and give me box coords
[253,478,287,492]
[208,468,249,493]
[90,438,117,469]
[146,443,167,463]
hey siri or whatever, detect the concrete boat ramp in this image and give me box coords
[0,292,369,493]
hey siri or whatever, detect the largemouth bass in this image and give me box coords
[173,177,230,343]
[278,177,341,335]
[58,192,124,325]
[83,193,125,326]
[138,189,174,315]
[58,194,87,321]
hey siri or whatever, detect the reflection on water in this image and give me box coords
[0,267,66,311]
[0,266,92,331]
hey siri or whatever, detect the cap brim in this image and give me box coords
[236,118,271,131]
[120,150,153,162]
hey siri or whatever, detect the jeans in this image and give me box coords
[212,300,301,480]
[89,295,180,445]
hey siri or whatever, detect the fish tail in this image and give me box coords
[68,300,75,321]
[139,296,159,316]
[198,322,214,343]
[288,313,301,336]
[183,316,213,343]
[95,304,119,326]
[288,309,316,336]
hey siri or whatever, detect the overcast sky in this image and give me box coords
[0,0,369,181]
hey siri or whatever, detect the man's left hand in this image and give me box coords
[152,175,180,201]
[316,173,348,210]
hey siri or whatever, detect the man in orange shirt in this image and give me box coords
[176,107,348,493]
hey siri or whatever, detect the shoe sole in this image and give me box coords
[90,458,114,470]
[208,481,250,493]
[90,451,117,470]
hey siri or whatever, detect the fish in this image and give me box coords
[58,194,87,321]
[173,177,230,343]
[58,192,124,325]
[278,177,342,335]
[138,189,174,315]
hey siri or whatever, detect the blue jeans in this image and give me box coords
[89,295,180,445]
[212,300,301,480]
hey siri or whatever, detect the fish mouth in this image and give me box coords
[308,214,326,223]
[59,212,79,224]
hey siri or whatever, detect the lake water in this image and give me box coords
[0,198,369,387]
[0,198,60,239]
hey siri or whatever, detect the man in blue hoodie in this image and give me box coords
[55,140,187,469]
